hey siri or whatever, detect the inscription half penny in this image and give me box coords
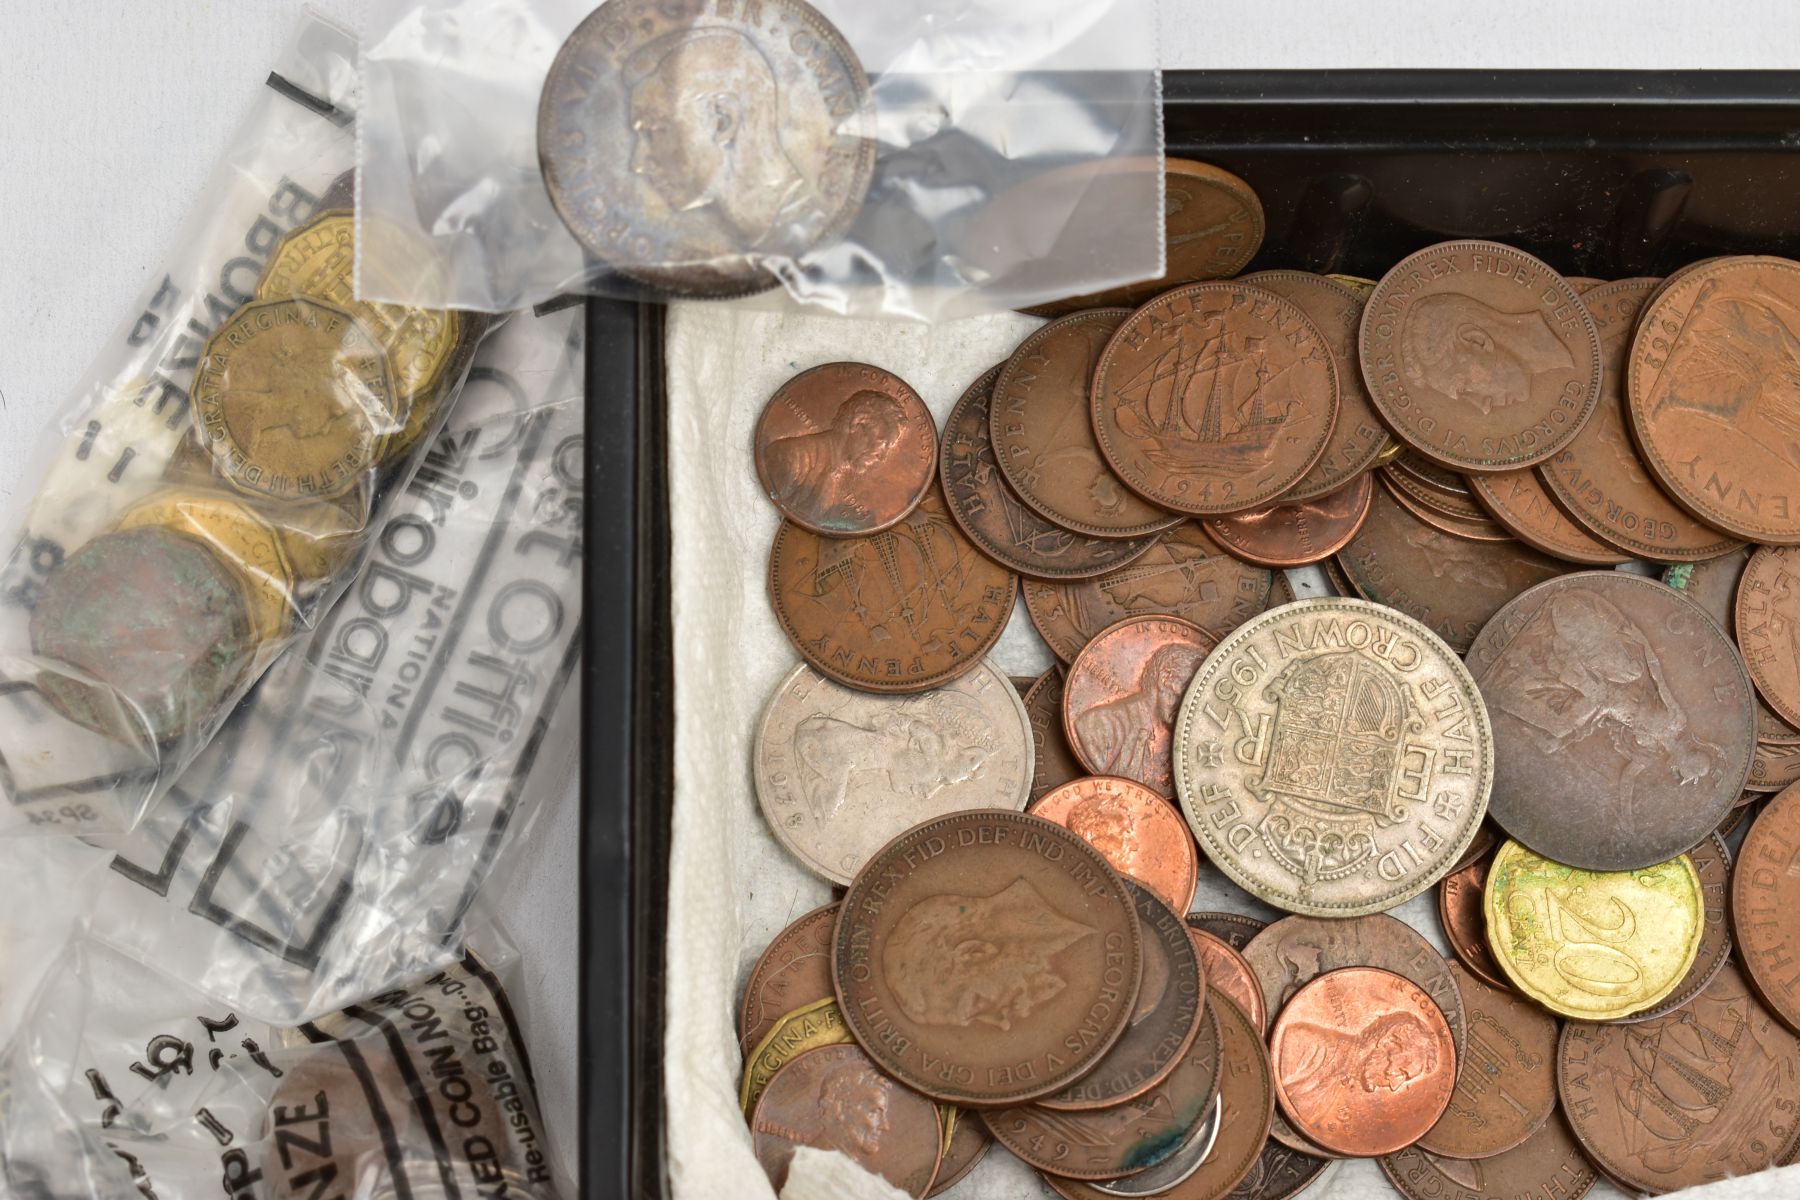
[740,903,840,1055]
[751,1042,943,1197]
[1201,474,1373,568]
[1733,784,1800,1035]
[1025,668,1086,802]
[1415,962,1556,1160]
[1737,544,1800,729]
[834,811,1142,1106]
[1382,1111,1596,1200]
[1065,616,1217,798]
[1031,777,1199,914]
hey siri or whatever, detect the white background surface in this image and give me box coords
[5,1,1800,1193]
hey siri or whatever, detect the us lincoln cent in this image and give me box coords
[1381,1111,1597,1200]
[1202,473,1373,568]
[1359,241,1602,472]
[1270,967,1458,1158]
[755,362,937,537]
[1466,467,1629,565]
[1558,962,1800,1195]
[1437,855,1510,992]
[992,311,1184,539]
[1031,777,1199,914]
[1415,962,1556,1160]
[1065,616,1218,798]
[769,487,1016,694]
[834,811,1141,1106]
[1175,598,1494,917]
[1464,571,1754,871]
[943,365,1159,578]
[1024,524,1272,663]
[1541,277,1744,562]
[1240,271,1393,500]
[750,1043,943,1197]
[1186,927,1266,1034]
[1630,256,1800,544]
[1093,282,1339,516]
[740,903,841,1055]
[1025,669,1086,801]
[1733,784,1800,1034]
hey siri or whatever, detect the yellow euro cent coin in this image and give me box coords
[1483,838,1702,1020]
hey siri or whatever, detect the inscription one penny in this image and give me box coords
[1359,240,1602,472]
[834,811,1142,1106]
[1733,782,1800,1034]
[1415,962,1557,1161]
[1031,776,1200,914]
[1065,616,1218,799]
[1175,598,1494,918]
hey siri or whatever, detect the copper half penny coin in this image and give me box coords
[1464,571,1754,871]
[1381,471,1514,543]
[1437,855,1510,992]
[1736,544,1800,728]
[740,903,841,1055]
[1663,548,1800,742]
[1093,282,1339,516]
[1629,256,1800,545]
[942,364,1161,578]
[1466,467,1630,565]
[1064,616,1218,798]
[1202,473,1374,568]
[1414,962,1557,1161]
[1381,1111,1597,1200]
[834,811,1142,1106]
[1025,667,1087,802]
[1031,776,1200,914]
[1733,783,1800,1035]
[769,486,1017,694]
[1186,927,1267,1034]
[1617,831,1733,1025]
[992,310,1185,539]
[1360,240,1603,472]
[1025,524,1272,663]
[755,361,937,536]
[1271,966,1458,1158]
[751,1042,944,1197]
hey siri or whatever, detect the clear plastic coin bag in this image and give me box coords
[357,0,1164,317]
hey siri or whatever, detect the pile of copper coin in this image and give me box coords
[739,158,1800,1198]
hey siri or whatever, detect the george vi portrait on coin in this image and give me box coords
[1401,293,1575,416]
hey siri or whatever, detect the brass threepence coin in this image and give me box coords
[1381,1111,1596,1200]
[1465,571,1754,871]
[1030,776,1200,914]
[115,487,297,643]
[991,311,1184,539]
[1616,831,1732,1025]
[1201,473,1373,568]
[1270,967,1458,1158]
[1092,282,1339,516]
[1415,962,1556,1161]
[1733,783,1800,1034]
[1175,598,1494,917]
[1738,544,1800,729]
[751,1042,944,1197]
[1629,256,1800,544]
[538,0,875,297]
[1541,277,1744,562]
[1239,270,1393,500]
[753,661,1031,885]
[1466,467,1629,565]
[739,903,840,1055]
[1039,881,1210,1111]
[834,811,1141,1106]
[944,365,1160,577]
[755,361,937,537]
[30,526,255,744]
[1185,927,1265,1035]
[1064,616,1217,798]
[1558,962,1800,1195]
[1484,839,1703,1020]
[1024,668,1085,801]
[740,996,851,1115]
[1359,240,1602,472]
[768,487,1016,693]
[1025,523,1272,663]
[193,298,399,501]
[1437,854,1510,992]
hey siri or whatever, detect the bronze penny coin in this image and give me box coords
[1733,784,1800,1034]
[755,361,937,537]
[1415,962,1557,1160]
[1239,270,1393,501]
[1264,570,1297,611]
[1359,241,1603,472]
[1381,1111,1597,1200]
[750,1043,943,1197]
[538,0,875,298]
[1064,615,1218,798]
[1451,821,1499,875]
[1618,832,1733,1025]
[1663,548,1800,742]
[1024,524,1272,663]
[1187,912,1267,952]
[984,1004,1222,1179]
[1025,668,1086,802]
[1558,961,1800,1194]
[30,527,255,744]
[1629,256,1800,545]
[1566,276,1607,292]
[1386,451,1481,512]
[925,1113,991,1197]
[1465,571,1755,871]
[740,903,840,1055]
[992,311,1184,539]
[943,365,1160,578]
[1031,991,1268,1198]
[1089,1096,1222,1196]
[741,997,851,1116]
[1381,472,1514,543]
[1270,967,1459,1158]
[1335,484,1572,653]
[1031,777,1199,914]
[1040,881,1211,1111]
[1749,739,1800,793]
[834,811,1142,1106]
[768,486,1017,694]
[1466,468,1630,565]
[1737,544,1800,728]
[1093,282,1340,516]
[1220,1141,1333,1200]
[1437,855,1511,993]
[1200,474,1374,569]
[1187,927,1267,1035]
[1540,278,1744,562]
